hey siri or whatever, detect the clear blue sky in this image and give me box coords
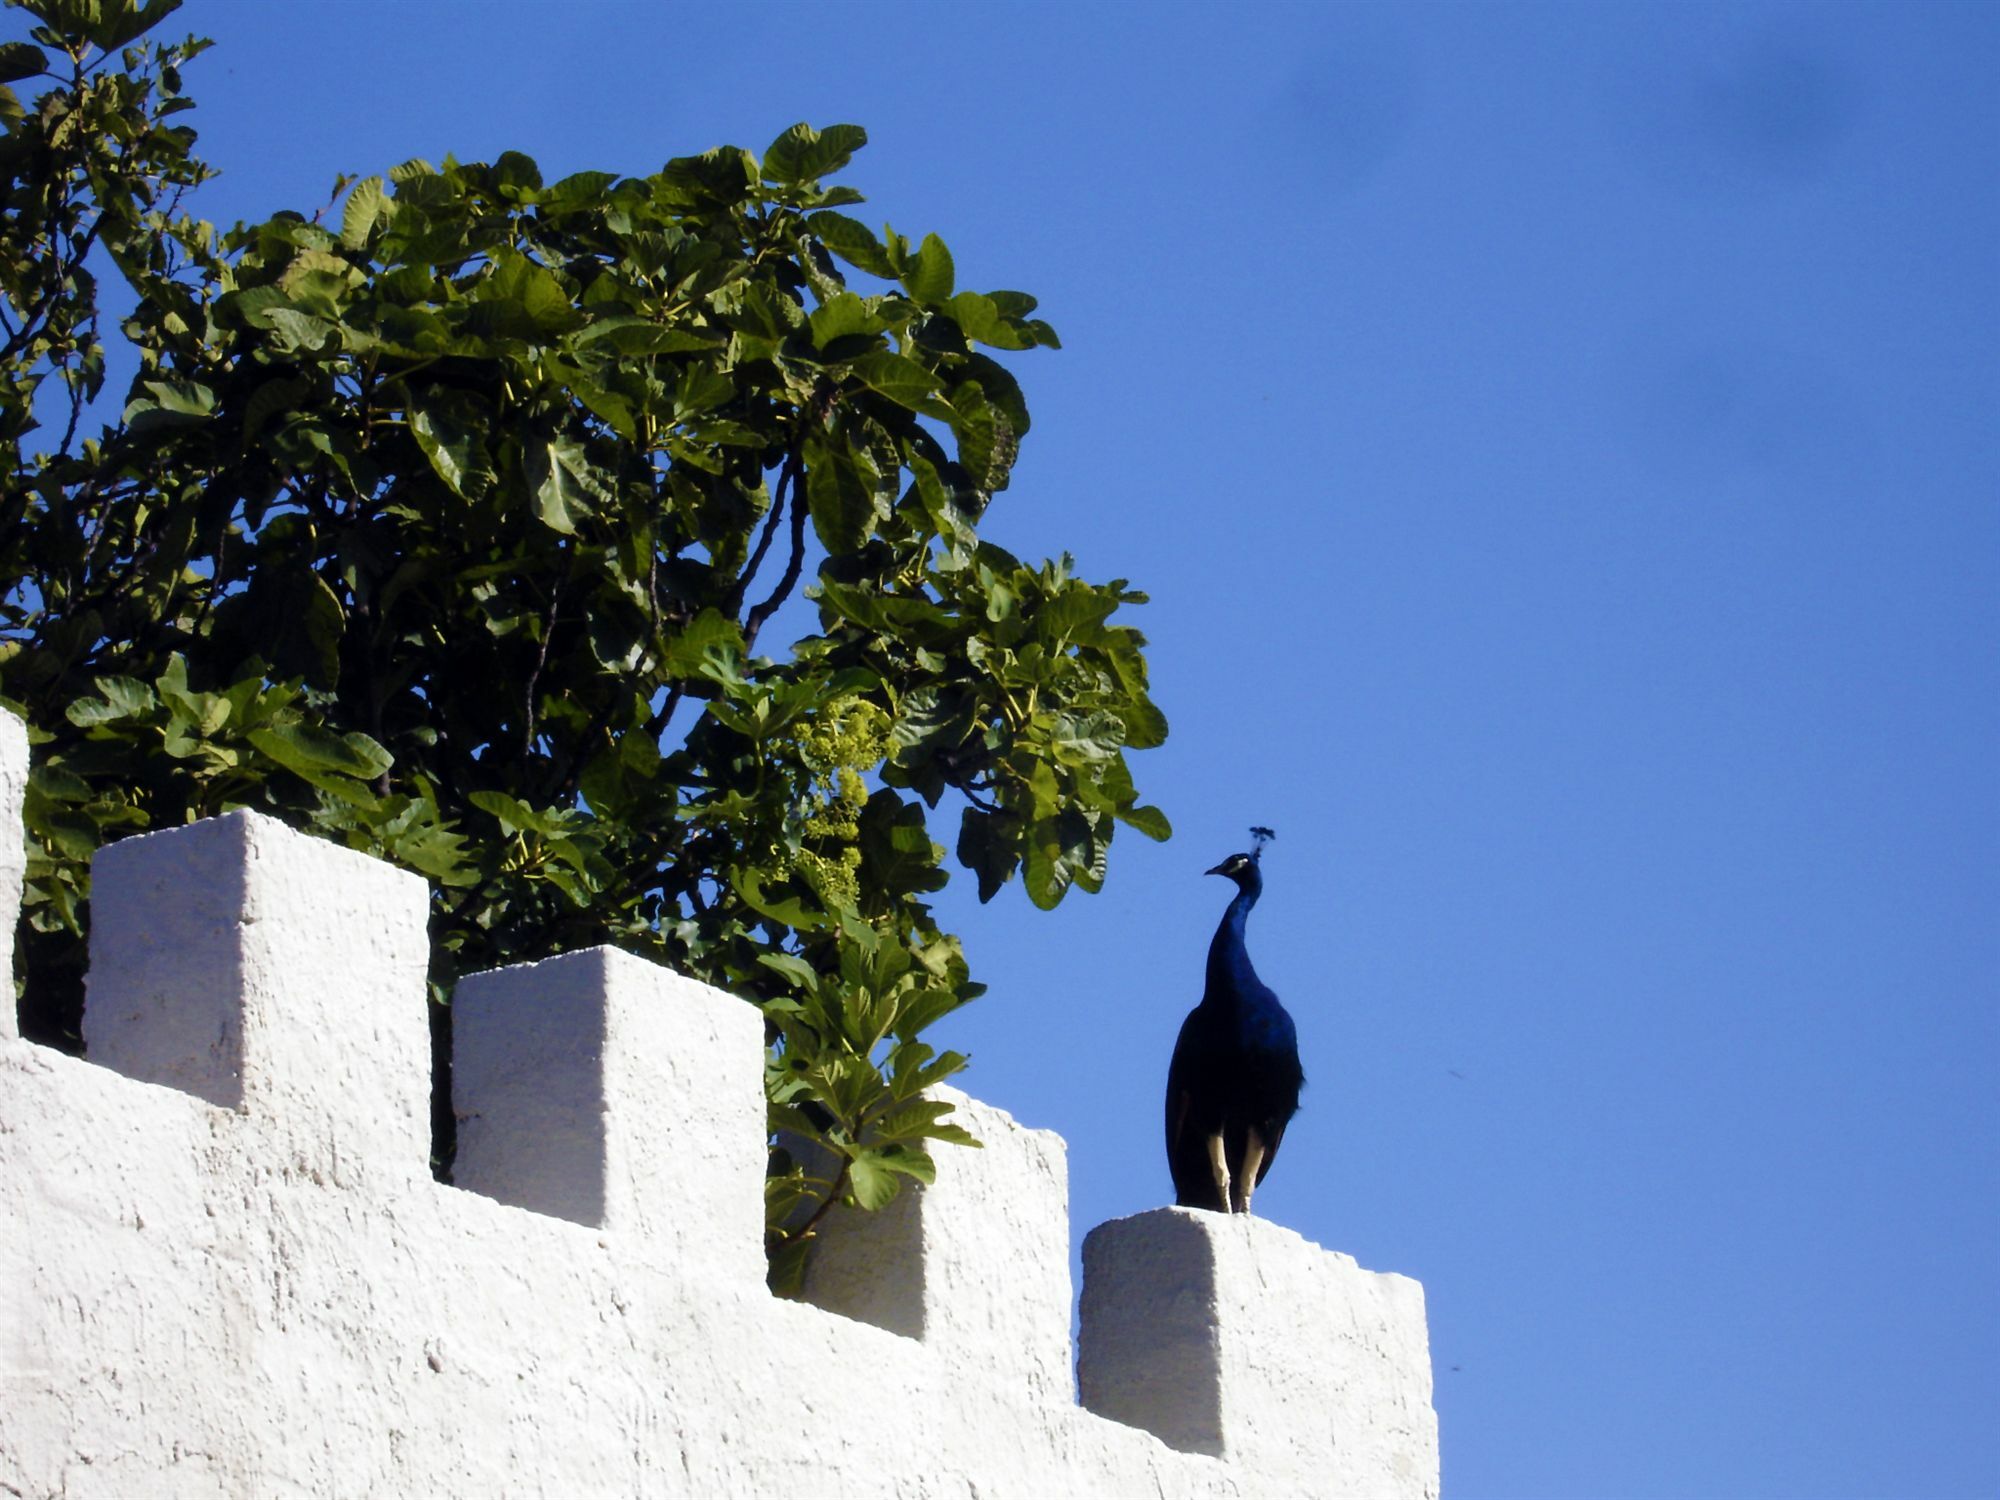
[31,1,2000,1494]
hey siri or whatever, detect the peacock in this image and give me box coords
[1164,827,1304,1215]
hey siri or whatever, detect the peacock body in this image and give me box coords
[1164,828,1304,1215]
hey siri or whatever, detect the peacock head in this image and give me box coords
[1205,826,1274,887]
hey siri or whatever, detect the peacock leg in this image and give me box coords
[1206,1131,1233,1213]
[1236,1129,1267,1215]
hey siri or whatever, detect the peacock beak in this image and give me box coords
[1204,861,1229,877]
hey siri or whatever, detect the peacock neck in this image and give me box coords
[1204,878,1263,1005]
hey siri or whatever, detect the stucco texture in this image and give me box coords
[0,714,1437,1498]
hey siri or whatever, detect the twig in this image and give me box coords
[787,1158,853,1245]
[521,561,569,762]
[55,320,93,457]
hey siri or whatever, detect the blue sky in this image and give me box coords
[25,1,1998,1494]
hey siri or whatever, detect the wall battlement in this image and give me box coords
[0,709,1439,1499]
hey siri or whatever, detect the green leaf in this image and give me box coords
[951,385,1020,493]
[766,1233,813,1297]
[493,150,544,198]
[963,353,1032,437]
[660,608,746,685]
[478,249,584,338]
[1022,813,1080,910]
[529,437,614,533]
[66,676,154,726]
[901,233,955,304]
[124,378,216,434]
[28,801,101,863]
[586,600,646,670]
[263,307,338,353]
[758,953,821,992]
[888,1042,970,1098]
[857,790,948,902]
[89,0,183,50]
[764,1167,822,1226]
[1121,695,1168,751]
[762,122,868,186]
[299,574,346,686]
[1117,802,1172,841]
[409,395,493,499]
[808,292,886,349]
[956,807,1021,903]
[247,724,393,782]
[673,365,736,419]
[468,788,561,837]
[659,144,758,206]
[572,316,717,356]
[869,1098,960,1143]
[340,176,387,250]
[804,439,879,555]
[735,867,829,930]
[711,282,803,343]
[0,43,47,83]
[1051,710,1124,766]
[28,765,96,805]
[848,351,940,411]
[945,291,1030,351]
[845,1149,906,1210]
[807,211,895,278]
[277,249,364,316]
[241,377,309,445]
[545,169,619,207]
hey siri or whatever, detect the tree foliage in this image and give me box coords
[0,0,1168,1286]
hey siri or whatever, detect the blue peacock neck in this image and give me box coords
[1204,868,1264,1007]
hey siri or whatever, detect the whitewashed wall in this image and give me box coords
[0,710,1438,1499]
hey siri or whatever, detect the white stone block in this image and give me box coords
[795,1084,1074,1402]
[451,945,767,1285]
[80,809,433,1174]
[0,709,26,1043]
[1078,1207,1440,1499]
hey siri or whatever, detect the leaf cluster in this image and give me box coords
[0,0,1170,1281]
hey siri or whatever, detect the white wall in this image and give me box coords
[0,710,1438,1499]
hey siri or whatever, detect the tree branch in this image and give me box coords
[56,332,90,458]
[1,182,102,366]
[730,457,794,618]
[742,449,808,656]
[521,561,568,763]
[787,1157,852,1246]
[644,685,684,742]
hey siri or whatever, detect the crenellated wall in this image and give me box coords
[0,709,1439,1499]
